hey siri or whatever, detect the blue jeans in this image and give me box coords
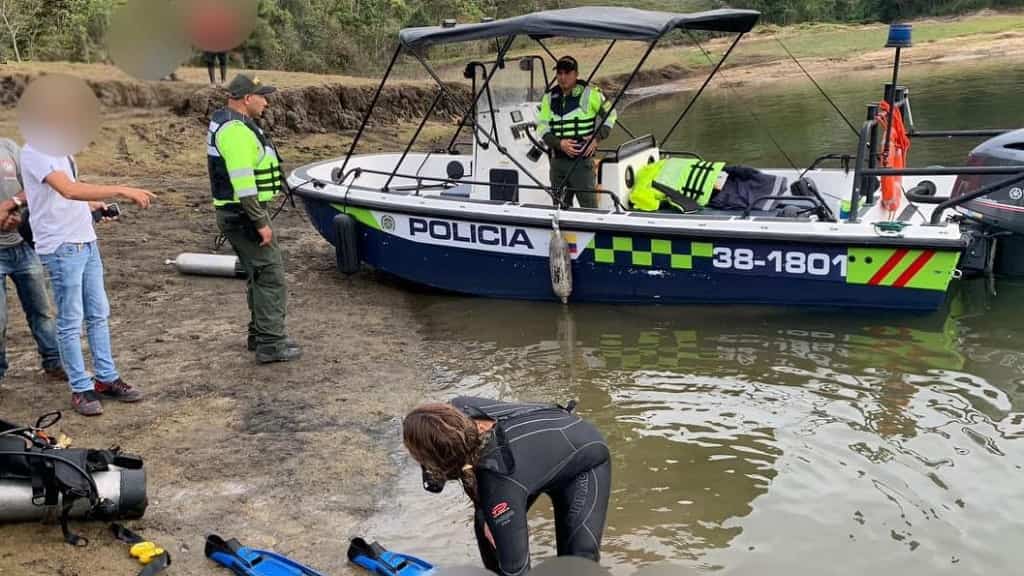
[38,242,119,393]
[0,243,61,379]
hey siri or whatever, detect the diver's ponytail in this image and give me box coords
[460,463,479,504]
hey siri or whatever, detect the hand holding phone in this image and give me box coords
[92,203,121,223]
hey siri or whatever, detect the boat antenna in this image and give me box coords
[882,23,912,163]
[686,31,799,171]
[775,38,859,137]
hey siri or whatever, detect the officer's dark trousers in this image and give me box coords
[216,209,288,352]
[550,155,598,209]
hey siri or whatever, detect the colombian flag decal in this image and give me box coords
[565,233,579,255]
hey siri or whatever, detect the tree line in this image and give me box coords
[1,0,1021,73]
[725,0,1023,24]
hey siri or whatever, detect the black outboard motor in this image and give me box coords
[953,128,1024,276]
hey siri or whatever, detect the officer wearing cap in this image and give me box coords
[207,74,301,363]
[536,56,618,208]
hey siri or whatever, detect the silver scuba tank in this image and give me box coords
[0,466,147,523]
[166,253,245,278]
[549,214,573,304]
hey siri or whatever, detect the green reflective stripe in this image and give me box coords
[846,247,898,285]
[901,251,958,291]
[230,168,255,179]
[671,255,693,269]
[334,205,381,231]
[632,252,653,266]
[594,236,714,270]
[691,242,713,257]
[847,247,958,291]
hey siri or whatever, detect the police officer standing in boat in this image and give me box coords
[207,74,300,364]
[535,56,618,209]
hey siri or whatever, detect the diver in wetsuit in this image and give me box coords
[403,397,612,575]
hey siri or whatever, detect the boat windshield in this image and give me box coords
[473,57,546,108]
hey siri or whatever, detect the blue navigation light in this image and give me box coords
[886,23,913,48]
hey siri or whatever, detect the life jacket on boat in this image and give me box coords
[875,101,910,214]
[630,158,726,212]
[207,107,282,207]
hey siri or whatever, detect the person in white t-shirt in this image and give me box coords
[19,144,155,417]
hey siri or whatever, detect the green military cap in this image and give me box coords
[227,74,277,99]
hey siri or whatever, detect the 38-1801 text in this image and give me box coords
[712,247,847,277]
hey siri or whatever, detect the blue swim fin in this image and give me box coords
[205,534,328,576]
[347,537,435,576]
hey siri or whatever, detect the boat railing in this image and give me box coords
[848,89,1024,225]
[331,166,631,213]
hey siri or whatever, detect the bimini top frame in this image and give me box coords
[336,7,760,208]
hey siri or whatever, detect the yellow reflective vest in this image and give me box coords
[536,81,617,149]
[207,108,282,207]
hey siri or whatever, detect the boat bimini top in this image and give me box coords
[398,7,759,48]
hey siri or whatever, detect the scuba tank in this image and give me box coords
[0,412,148,545]
[166,253,245,278]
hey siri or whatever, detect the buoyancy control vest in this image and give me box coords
[0,413,147,545]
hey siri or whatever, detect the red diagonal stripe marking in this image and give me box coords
[868,248,909,286]
[893,250,935,288]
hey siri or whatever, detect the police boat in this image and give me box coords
[288,7,1024,310]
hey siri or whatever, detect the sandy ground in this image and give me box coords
[0,108,435,575]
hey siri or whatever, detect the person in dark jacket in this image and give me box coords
[403,397,612,576]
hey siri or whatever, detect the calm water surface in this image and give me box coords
[362,61,1024,575]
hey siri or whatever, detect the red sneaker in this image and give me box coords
[94,378,144,403]
[71,391,104,416]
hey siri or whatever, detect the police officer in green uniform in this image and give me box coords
[208,74,301,363]
[536,56,618,209]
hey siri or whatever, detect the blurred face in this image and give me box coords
[17,74,100,157]
[556,68,578,92]
[244,94,269,118]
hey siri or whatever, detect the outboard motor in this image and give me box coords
[953,128,1024,275]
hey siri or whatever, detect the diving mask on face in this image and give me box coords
[421,464,474,493]
[421,466,446,493]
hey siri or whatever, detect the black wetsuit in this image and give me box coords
[451,396,611,576]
